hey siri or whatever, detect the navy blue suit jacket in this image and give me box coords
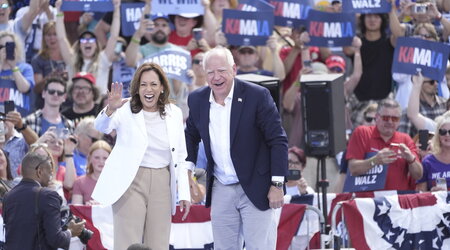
[3,179,71,250]
[185,79,289,210]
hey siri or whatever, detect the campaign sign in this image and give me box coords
[306,10,355,47]
[268,0,311,27]
[392,37,450,81]
[151,0,204,15]
[61,0,113,12]
[342,0,391,13]
[121,2,145,37]
[222,9,274,46]
[139,48,192,83]
[343,152,388,192]
[237,0,274,12]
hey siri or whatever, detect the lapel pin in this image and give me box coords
[238,98,242,102]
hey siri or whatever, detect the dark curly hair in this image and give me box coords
[129,62,171,117]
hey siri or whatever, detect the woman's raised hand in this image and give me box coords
[106,82,128,116]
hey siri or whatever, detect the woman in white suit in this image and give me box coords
[92,62,191,249]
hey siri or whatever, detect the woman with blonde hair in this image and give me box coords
[31,21,67,108]
[416,115,450,191]
[0,31,35,116]
[72,140,111,205]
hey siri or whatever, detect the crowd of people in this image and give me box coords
[1,0,450,249]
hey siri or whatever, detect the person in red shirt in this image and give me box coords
[346,98,423,190]
[168,14,209,57]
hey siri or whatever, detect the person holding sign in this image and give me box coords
[346,99,423,191]
[184,47,288,249]
[55,0,121,96]
[92,63,191,250]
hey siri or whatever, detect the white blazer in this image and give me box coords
[92,101,190,215]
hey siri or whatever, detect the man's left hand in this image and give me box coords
[268,186,284,209]
[398,143,415,163]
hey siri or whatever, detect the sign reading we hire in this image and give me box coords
[342,0,391,13]
[268,0,311,27]
[121,2,145,37]
[343,152,388,192]
[152,0,204,15]
[237,0,274,12]
[61,0,113,12]
[393,37,450,81]
[306,10,355,47]
[139,48,192,84]
[222,9,274,46]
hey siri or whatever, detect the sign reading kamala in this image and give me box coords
[237,0,274,12]
[393,37,450,81]
[342,0,391,13]
[306,10,355,47]
[120,2,145,37]
[343,152,388,192]
[152,0,203,15]
[61,0,113,12]
[222,9,274,46]
[139,48,192,83]
[268,0,311,27]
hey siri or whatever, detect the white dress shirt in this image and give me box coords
[209,83,239,185]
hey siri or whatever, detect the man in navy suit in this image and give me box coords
[185,47,288,249]
[2,152,85,250]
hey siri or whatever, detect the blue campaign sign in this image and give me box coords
[306,10,355,47]
[151,0,204,15]
[343,152,388,192]
[222,9,274,46]
[267,0,311,27]
[121,2,145,37]
[237,0,274,12]
[61,0,113,12]
[393,37,450,81]
[139,48,192,83]
[342,0,391,13]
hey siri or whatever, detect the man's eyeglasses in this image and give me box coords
[239,49,255,55]
[379,115,400,122]
[439,129,450,136]
[192,59,202,65]
[73,86,92,93]
[364,116,375,123]
[0,3,9,9]
[86,134,98,144]
[423,80,436,85]
[80,38,96,44]
[47,89,65,96]
[34,157,51,170]
[329,66,344,73]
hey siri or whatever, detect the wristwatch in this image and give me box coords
[271,181,284,189]
[15,123,27,132]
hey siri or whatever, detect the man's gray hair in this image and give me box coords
[74,117,95,136]
[203,46,235,70]
[376,98,401,114]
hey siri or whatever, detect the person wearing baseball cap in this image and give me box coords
[325,55,346,73]
[62,72,101,123]
[168,13,208,56]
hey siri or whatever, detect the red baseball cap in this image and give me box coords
[72,72,96,85]
[325,55,346,73]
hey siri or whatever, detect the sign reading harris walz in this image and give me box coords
[139,48,192,84]
[61,0,113,12]
[267,0,311,27]
[222,9,274,46]
[342,0,391,13]
[392,37,450,81]
[306,10,355,47]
